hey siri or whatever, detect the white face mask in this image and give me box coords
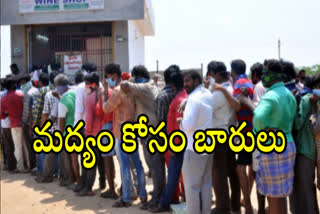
[209,77,216,91]
[210,77,215,87]
[313,89,320,96]
[85,87,92,94]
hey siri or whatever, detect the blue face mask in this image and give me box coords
[56,85,68,95]
[21,81,32,93]
[313,89,320,96]
[107,78,117,88]
[135,78,147,84]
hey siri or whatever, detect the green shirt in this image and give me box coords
[60,90,76,131]
[253,82,297,144]
[294,94,316,160]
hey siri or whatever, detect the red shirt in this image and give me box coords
[1,90,24,128]
[85,90,102,136]
[167,90,188,145]
[96,88,113,127]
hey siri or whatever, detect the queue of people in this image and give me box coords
[1,59,320,214]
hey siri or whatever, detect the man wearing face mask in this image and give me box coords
[254,60,297,214]
[96,64,121,199]
[310,74,320,194]
[120,65,161,209]
[204,61,241,214]
[289,73,320,214]
[73,72,102,196]
[250,63,266,107]
[211,60,254,214]
[103,65,147,208]
[72,63,106,192]
[297,69,306,91]
[204,61,217,92]
[100,66,138,201]
[55,74,76,187]
[18,74,39,171]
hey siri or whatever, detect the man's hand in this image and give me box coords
[102,79,108,91]
[54,139,60,146]
[29,126,34,138]
[176,117,183,125]
[120,81,130,94]
[237,94,247,105]
[177,99,187,114]
[238,94,256,113]
[52,91,60,100]
[240,87,249,97]
[204,76,210,89]
[96,88,102,103]
[212,83,225,92]
[317,171,320,190]
[310,94,319,105]
[169,150,175,157]
[292,89,300,98]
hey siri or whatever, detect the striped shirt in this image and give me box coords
[155,85,176,123]
[233,74,254,130]
[32,85,54,126]
[43,91,59,132]
[22,85,38,125]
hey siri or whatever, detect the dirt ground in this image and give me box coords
[1,151,320,214]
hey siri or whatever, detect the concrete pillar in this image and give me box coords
[11,25,26,73]
[113,21,130,73]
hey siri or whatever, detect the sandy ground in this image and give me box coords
[1,150,320,214]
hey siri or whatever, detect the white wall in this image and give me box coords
[0,25,11,78]
[128,20,145,72]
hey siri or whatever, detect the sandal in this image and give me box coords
[35,176,53,183]
[100,190,118,199]
[112,200,131,208]
[76,189,95,197]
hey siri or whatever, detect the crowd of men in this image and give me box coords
[1,60,320,214]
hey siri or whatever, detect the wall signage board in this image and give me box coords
[19,0,104,13]
[64,55,82,81]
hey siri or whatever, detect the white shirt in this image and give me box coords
[252,81,266,171]
[58,102,68,119]
[74,82,87,125]
[74,82,103,125]
[58,90,69,118]
[50,96,59,118]
[180,86,213,153]
[253,81,266,106]
[297,81,304,91]
[211,81,238,130]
